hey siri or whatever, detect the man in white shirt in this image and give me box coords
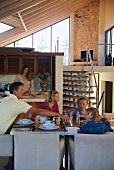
[0,82,69,134]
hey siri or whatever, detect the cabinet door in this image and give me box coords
[52,56,55,90]
[37,56,56,91]
[37,56,51,73]
[0,57,6,73]
[21,57,36,74]
[7,57,20,74]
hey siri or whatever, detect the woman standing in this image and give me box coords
[15,65,34,94]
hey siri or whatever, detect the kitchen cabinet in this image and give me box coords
[0,56,6,73]
[21,56,36,73]
[7,56,20,74]
[0,51,63,92]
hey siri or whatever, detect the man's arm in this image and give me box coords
[27,106,69,122]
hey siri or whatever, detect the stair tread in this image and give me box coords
[63,84,91,88]
[63,89,94,93]
[63,74,90,78]
[63,101,76,105]
[63,79,91,83]
[63,95,96,99]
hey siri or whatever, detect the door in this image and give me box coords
[105,81,112,113]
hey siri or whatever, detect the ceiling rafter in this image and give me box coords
[0,0,33,15]
[18,12,27,31]
[25,0,89,27]
[0,0,46,20]
[0,0,18,9]
[0,0,93,47]
[21,0,59,16]
[23,0,68,20]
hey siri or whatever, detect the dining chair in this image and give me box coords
[0,134,14,169]
[69,134,114,170]
[14,133,64,170]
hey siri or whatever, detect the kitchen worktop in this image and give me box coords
[0,93,46,103]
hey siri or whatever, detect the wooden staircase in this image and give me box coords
[63,71,98,113]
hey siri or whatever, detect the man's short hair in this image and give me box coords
[9,82,23,94]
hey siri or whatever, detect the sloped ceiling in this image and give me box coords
[0,0,92,46]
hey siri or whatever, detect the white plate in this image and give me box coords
[106,132,114,134]
[39,125,59,130]
[16,120,34,125]
[43,123,55,127]
[15,128,30,131]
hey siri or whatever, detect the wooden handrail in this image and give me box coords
[86,44,99,106]
[97,91,105,108]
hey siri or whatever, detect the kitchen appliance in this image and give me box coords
[4,83,10,91]
[4,83,10,96]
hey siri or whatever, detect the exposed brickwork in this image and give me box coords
[74,0,99,61]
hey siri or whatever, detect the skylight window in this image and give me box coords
[0,22,14,34]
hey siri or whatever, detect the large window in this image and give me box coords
[33,27,51,52]
[5,18,69,65]
[52,19,69,65]
[105,27,114,59]
[15,35,32,48]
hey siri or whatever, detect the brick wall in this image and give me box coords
[74,0,99,61]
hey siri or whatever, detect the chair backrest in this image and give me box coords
[73,134,114,170]
[14,133,64,170]
[0,135,13,156]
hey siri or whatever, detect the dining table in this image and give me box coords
[10,118,79,170]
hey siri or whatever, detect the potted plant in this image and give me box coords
[38,69,49,92]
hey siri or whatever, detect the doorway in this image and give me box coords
[105,81,112,113]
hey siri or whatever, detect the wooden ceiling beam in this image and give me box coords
[23,0,67,20]
[0,0,93,46]
[25,0,91,27]
[0,27,24,43]
[0,0,46,20]
[21,0,58,16]
[1,15,23,28]
[0,0,18,9]
[0,0,32,14]
[18,12,27,31]
[24,0,76,22]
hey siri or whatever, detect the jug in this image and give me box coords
[4,83,10,91]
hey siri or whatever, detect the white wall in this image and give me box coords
[0,75,16,85]
[55,55,63,113]
[105,0,114,31]
[99,72,114,113]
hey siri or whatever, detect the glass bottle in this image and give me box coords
[76,109,80,125]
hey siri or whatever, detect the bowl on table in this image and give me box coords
[20,119,31,125]
[43,122,55,127]
[5,91,10,96]
[45,120,51,124]
[39,117,47,124]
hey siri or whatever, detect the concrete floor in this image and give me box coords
[0,157,8,170]
[0,156,74,170]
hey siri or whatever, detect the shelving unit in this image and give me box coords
[63,71,97,113]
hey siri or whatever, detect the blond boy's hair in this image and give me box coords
[77,97,92,107]
[77,97,88,106]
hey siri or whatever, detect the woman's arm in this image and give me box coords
[30,79,34,92]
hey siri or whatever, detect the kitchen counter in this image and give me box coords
[0,94,46,103]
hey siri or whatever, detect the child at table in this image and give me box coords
[72,97,90,117]
[79,107,111,134]
[32,90,59,119]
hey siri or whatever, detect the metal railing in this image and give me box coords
[86,44,99,106]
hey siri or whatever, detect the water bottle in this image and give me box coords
[76,109,80,125]
[69,112,73,126]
